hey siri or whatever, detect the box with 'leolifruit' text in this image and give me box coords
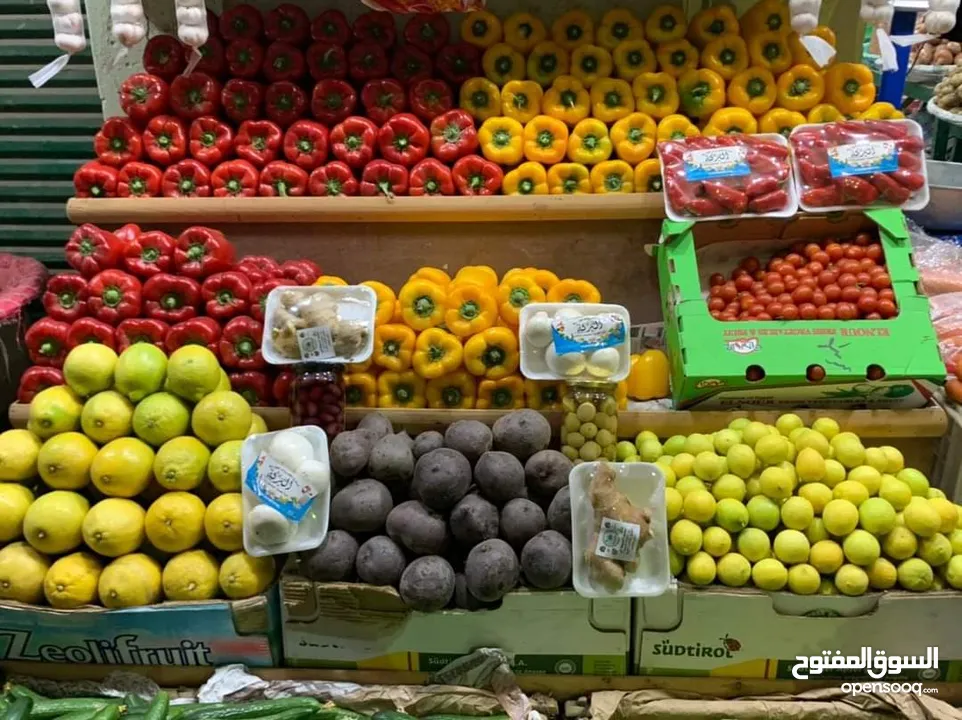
[656,209,945,409]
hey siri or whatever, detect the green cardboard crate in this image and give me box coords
[656,209,945,409]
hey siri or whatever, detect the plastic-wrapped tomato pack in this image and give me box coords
[791,120,929,212]
[658,135,797,221]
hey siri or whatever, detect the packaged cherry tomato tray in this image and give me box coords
[791,120,929,213]
[657,134,798,222]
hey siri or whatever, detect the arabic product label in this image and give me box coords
[683,146,750,181]
[828,141,898,178]
[296,326,335,361]
[594,517,641,562]
[244,452,317,522]
[552,313,627,355]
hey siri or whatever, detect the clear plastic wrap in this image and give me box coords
[907,219,962,296]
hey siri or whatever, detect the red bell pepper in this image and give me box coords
[235,119,283,167]
[66,317,116,350]
[206,9,219,36]
[404,14,449,55]
[230,370,271,406]
[250,277,286,321]
[74,162,118,199]
[348,43,390,83]
[196,36,226,77]
[143,115,188,166]
[273,370,295,404]
[143,35,185,81]
[308,161,359,196]
[391,46,433,85]
[87,269,142,325]
[166,316,221,354]
[170,73,221,120]
[25,318,70,366]
[225,39,264,79]
[66,224,122,278]
[452,155,503,196]
[330,116,377,169]
[202,270,252,320]
[221,79,264,124]
[17,366,64,404]
[409,79,453,123]
[283,120,329,170]
[311,9,350,45]
[42,274,88,322]
[117,162,163,197]
[360,160,409,197]
[94,117,143,167]
[378,113,429,167]
[280,259,322,284]
[162,159,212,197]
[306,43,347,81]
[265,3,309,45]
[143,273,201,322]
[220,315,265,369]
[436,43,481,85]
[115,318,170,352]
[264,42,305,83]
[353,11,396,46]
[429,109,478,163]
[119,73,169,124]
[219,4,263,42]
[236,256,282,284]
[311,79,357,125]
[114,224,140,244]
[189,116,233,167]
[123,230,175,278]
[265,81,307,127]
[361,79,406,125]
[174,227,235,279]
[259,161,309,196]
[212,159,259,197]
[409,158,454,196]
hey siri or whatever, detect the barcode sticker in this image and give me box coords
[594,517,641,562]
[297,326,335,360]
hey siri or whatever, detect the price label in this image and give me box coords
[683,146,750,181]
[245,453,318,522]
[594,517,642,562]
[296,326,335,361]
[828,140,898,177]
[552,313,626,354]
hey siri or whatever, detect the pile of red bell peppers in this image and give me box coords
[74,4,500,198]
[19,223,315,407]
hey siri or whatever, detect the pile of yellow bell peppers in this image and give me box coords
[458,0,892,196]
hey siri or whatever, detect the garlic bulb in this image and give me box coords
[110,0,146,47]
[48,0,86,53]
[860,0,894,27]
[789,0,822,34]
[926,0,960,34]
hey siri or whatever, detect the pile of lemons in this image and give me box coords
[0,343,274,610]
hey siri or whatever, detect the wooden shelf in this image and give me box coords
[66,194,668,225]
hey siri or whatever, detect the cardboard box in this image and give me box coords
[281,575,630,675]
[634,584,962,680]
[656,209,945,409]
[0,590,281,667]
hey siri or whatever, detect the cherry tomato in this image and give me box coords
[836,259,859,274]
[785,253,804,268]
[781,304,800,320]
[807,261,824,275]
[784,277,799,292]
[767,280,785,296]
[813,251,831,266]
[866,244,883,263]
[710,310,722,319]
[872,272,892,290]
[720,312,737,322]
[854,232,873,246]
[780,265,798,278]
[804,243,821,258]
[799,303,817,320]
[845,246,865,260]
[792,286,814,304]
[878,299,897,318]
[756,293,774,306]
[741,257,761,273]
[800,277,818,289]
[720,283,737,302]
[735,274,753,291]
[807,365,826,381]
[777,293,793,305]
[756,312,772,321]
[709,285,723,298]
[858,258,877,273]
[767,302,784,318]
[841,285,861,303]
[751,281,765,295]
[855,272,872,287]
[709,297,725,311]
[796,268,812,280]
[817,306,836,320]
[879,288,895,301]
[838,273,857,288]
[836,302,857,320]
[823,283,841,302]
[825,243,844,261]
[857,295,878,315]
[864,312,882,320]
[740,295,755,311]
[765,271,782,286]
[812,290,827,306]
[817,270,837,287]
[710,273,725,286]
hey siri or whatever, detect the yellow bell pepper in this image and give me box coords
[748,31,793,75]
[571,45,613,88]
[501,80,543,124]
[523,115,569,164]
[378,371,426,409]
[788,26,836,68]
[460,77,501,122]
[498,273,546,325]
[445,283,498,337]
[612,39,656,81]
[776,64,825,111]
[598,9,644,51]
[700,35,749,81]
[727,66,776,115]
[530,269,560,293]
[453,265,499,289]
[313,275,347,286]
[632,72,679,119]
[373,324,416,372]
[824,63,877,115]
[645,4,687,44]
[547,163,592,194]
[742,0,790,37]
[656,39,699,78]
[478,116,524,165]
[628,350,669,399]
[391,300,402,323]
[677,69,725,119]
[527,41,569,87]
[610,112,656,164]
[656,114,699,141]
[808,103,844,123]
[759,108,807,137]
[503,12,546,54]
[567,118,613,165]
[461,10,502,49]
[590,78,634,123]
[426,371,476,409]
[409,266,450,288]
[524,379,565,410]
[634,158,663,193]
[552,10,594,51]
[477,376,525,410]
[398,279,446,331]
[361,280,396,326]
[547,278,602,303]
[412,327,463,379]
[502,161,549,196]
[346,356,372,373]
[703,107,757,136]
[344,372,377,408]
[615,380,628,410]
[542,75,590,126]
[687,6,739,49]
[464,327,519,379]
[860,102,905,120]
[483,43,525,86]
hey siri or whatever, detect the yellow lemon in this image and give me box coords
[114,343,168,402]
[0,542,49,604]
[82,498,146,557]
[43,552,102,608]
[132,392,191,447]
[23,490,89,554]
[27,385,83,439]
[219,552,275,600]
[91,437,154,498]
[37,432,98,490]
[0,484,34,542]
[191,391,252,446]
[207,441,242,492]
[63,343,117,397]
[0,429,42,481]
[162,550,220,601]
[216,369,231,392]
[153,437,210,491]
[98,554,162,609]
[145,492,206,553]
[165,345,221,402]
[204,493,244,551]
[81,390,134,443]
[248,413,268,436]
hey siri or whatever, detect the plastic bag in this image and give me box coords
[907,219,962,296]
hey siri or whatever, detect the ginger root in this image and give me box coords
[269,290,370,360]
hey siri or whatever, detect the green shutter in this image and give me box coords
[0,0,99,269]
